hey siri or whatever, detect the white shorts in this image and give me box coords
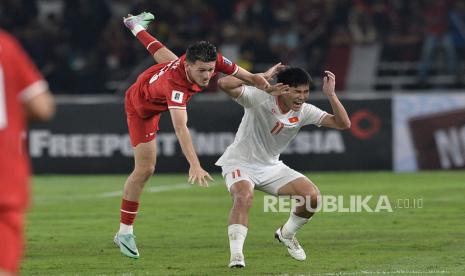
[220,162,305,196]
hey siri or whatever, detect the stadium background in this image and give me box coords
[2,0,465,275]
[3,0,463,173]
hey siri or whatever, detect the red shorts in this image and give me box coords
[125,87,162,147]
[0,209,24,273]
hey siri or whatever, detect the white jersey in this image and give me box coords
[216,85,328,167]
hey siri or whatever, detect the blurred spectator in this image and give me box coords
[383,0,422,62]
[269,22,300,64]
[0,0,463,94]
[449,1,465,79]
[417,0,457,83]
[349,2,378,44]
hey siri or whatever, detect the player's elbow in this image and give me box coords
[217,78,228,91]
[218,77,237,91]
[338,119,351,130]
[173,124,188,134]
[332,117,351,130]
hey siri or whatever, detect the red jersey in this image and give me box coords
[126,53,238,119]
[0,30,48,209]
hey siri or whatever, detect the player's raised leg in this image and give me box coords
[123,11,178,63]
[275,177,320,261]
[227,180,254,268]
[114,140,157,259]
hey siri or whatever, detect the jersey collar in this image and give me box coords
[190,83,203,92]
[275,96,290,114]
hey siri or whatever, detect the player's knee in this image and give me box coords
[232,189,254,209]
[309,184,320,201]
[133,165,155,182]
[294,187,319,217]
[299,183,320,210]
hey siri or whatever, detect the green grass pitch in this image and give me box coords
[22,172,465,275]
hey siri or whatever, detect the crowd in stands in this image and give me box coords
[1,0,464,94]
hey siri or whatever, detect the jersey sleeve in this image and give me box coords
[215,53,238,76]
[8,34,48,102]
[234,85,271,108]
[300,103,328,127]
[165,87,188,110]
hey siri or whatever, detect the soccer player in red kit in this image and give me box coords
[0,30,55,275]
[113,12,287,259]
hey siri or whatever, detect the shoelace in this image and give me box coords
[231,254,243,261]
[285,236,301,250]
[291,237,300,248]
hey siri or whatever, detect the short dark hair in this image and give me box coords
[186,41,217,63]
[276,67,313,88]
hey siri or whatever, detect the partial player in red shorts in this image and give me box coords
[113,12,289,259]
[0,29,55,275]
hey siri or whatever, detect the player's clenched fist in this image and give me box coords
[322,70,336,96]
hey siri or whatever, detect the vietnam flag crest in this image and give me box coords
[288,116,299,123]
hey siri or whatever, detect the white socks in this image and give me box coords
[281,212,310,239]
[228,224,248,256]
[130,25,145,36]
[227,214,309,256]
[119,223,134,235]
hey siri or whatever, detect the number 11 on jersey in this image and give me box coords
[271,121,284,135]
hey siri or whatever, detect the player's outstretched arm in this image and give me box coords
[169,108,213,187]
[217,74,247,99]
[218,63,289,98]
[124,12,178,64]
[233,66,271,91]
[320,71,351,130]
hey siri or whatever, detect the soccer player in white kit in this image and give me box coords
[216,65,351,268]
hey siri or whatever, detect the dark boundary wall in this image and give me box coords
[29,98,392,173]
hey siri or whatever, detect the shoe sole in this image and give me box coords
[229,262,245,268]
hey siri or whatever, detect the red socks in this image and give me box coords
[136,30,164,55]
[120,199,139,225]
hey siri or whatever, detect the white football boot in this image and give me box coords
[123,11,154,31]
[275,227,306,261]
[228,252,245,268]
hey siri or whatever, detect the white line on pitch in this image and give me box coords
[99,183,193,198]
[308,270,451,275]
[33,182,216,204]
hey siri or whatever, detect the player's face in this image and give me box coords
[185,60,216,87]
[281,84,309,112]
